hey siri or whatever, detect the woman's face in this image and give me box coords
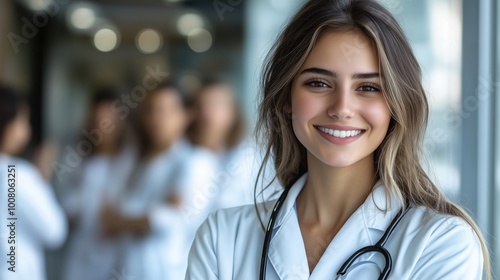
[290,30,391,168]
[143,89,187,147]
[1,106,31,155]
[195,85,236,136]
[91,102,122,145]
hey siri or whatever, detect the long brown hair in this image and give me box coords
[255,0,491,278]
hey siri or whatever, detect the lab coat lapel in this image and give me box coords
[267,174,310,279]
[362,181,403,233]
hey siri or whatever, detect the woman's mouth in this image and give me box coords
[316,126,364,138]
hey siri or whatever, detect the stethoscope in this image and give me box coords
[259,186,411,280]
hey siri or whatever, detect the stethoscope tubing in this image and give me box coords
[259,187,291,280]
[259,187,411,280]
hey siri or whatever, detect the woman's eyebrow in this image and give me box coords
[352,72,380,79]
[299,67,379,79]
[299,67,336,77]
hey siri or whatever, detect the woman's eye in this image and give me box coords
[357,84,380,93]
[305,80,329,88]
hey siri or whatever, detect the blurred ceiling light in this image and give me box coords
[136,29,163,54]
[187,28,213,53]
[93,28,119,52]
[70,6,96,30]
[177,13,204,36]
[25,0,53,11]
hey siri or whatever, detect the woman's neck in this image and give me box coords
[144,140,175,159]
[296,152,376,230]
[195,130,227,152]
[95,139,120,155]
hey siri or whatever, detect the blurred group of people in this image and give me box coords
[0,79,276,280]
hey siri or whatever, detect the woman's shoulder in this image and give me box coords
[373,184,478,237]
[209,201,274,226]
[3,156,42,181]
[187,202,273,279]
[197,201,275,239]
[405,205,482,251]
[2,155,32,170]
[393,206,484,278]
[410,205,476,231]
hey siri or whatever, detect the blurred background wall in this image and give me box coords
[0,1,12,80]
[0,0,498,278]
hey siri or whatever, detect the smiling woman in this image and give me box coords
[185,0,491,279]
[290,30,391,170]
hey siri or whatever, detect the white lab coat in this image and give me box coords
[117,140,191,280]
[61,145,136,280]
[0,154,68,280]
[186,173,484,279]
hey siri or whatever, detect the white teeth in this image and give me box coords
[318,127,363,138]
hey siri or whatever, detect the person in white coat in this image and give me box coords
[178,79,251,275]
[101,82,191,279]
[181,79,251,219]
[186,0,491,279]
[179,80,280,255]
[60,89,136,280]
[0,85,67,280]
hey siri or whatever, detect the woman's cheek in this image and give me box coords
[291,90,324,120]
[363,101,391,137]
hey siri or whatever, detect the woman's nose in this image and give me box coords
[327,87,355,120]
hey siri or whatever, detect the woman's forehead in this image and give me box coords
[300,30,379,75]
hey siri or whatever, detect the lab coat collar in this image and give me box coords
[267,173,309,279]
[271,173,308,230]
[266,172,403,279]
[362,180,404,232]
[271,173,403,232]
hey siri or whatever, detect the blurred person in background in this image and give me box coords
[179,79,245,223]
[179,79,276,256]
[0,85,67,280]
[100,81,191,279]
[59,88,136,280]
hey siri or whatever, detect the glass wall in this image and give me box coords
[494,0,500,276]
[391,0,463,196]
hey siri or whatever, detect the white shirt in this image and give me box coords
[179,140,280,225]
[118,140,191,280]
[215,140,281,210]
[0,154,68,280]
[61,145,136,280]
[186,173,484,279]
